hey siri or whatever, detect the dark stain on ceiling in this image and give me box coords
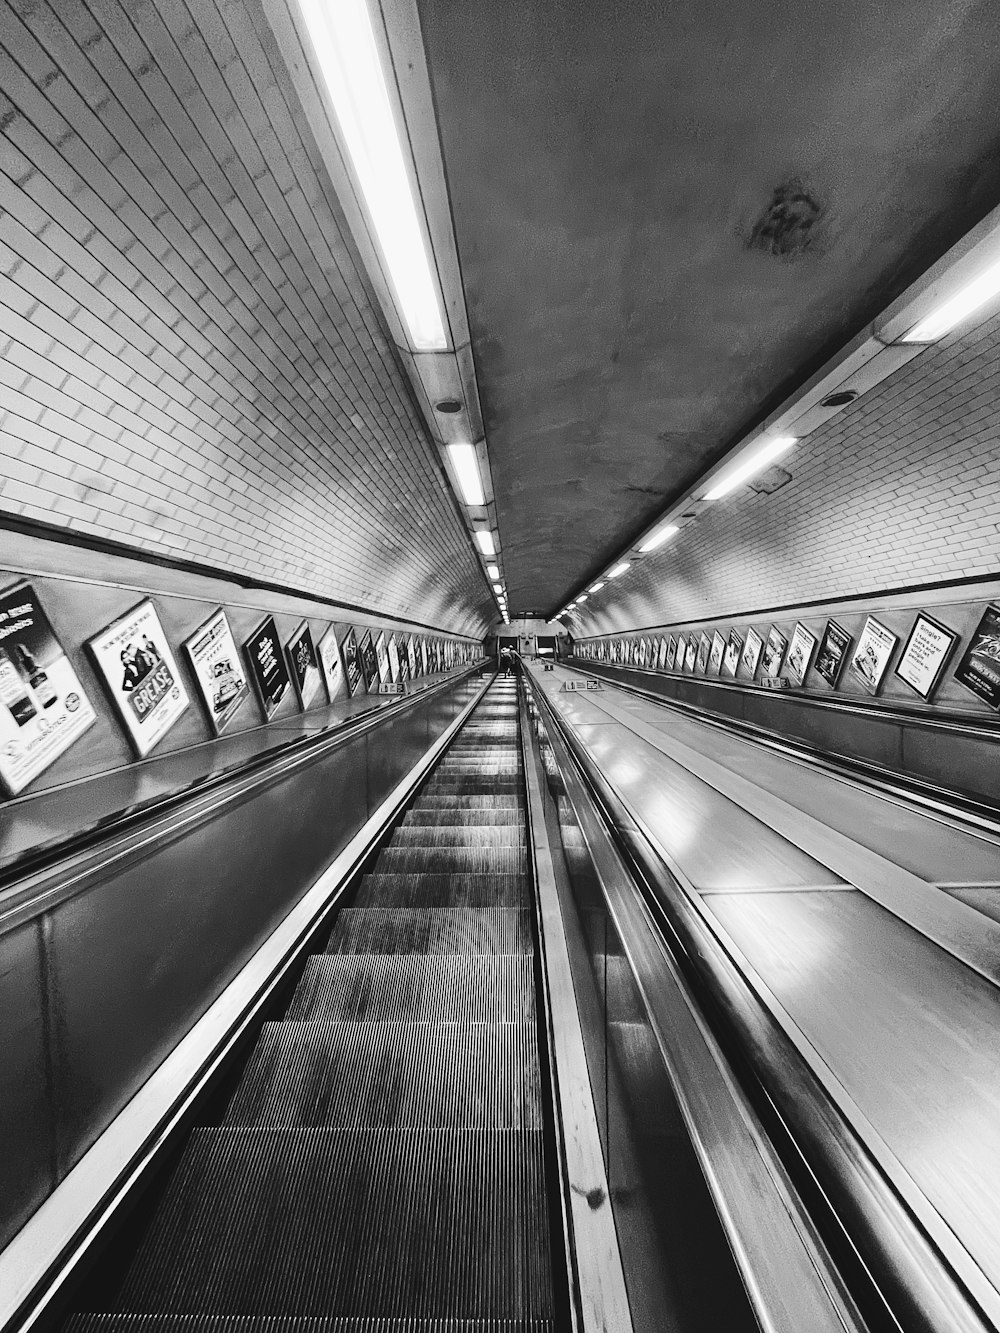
[416,0,1000,614]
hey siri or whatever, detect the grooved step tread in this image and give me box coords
[412,796,522,810]
[389,827,525,849]
[114,1129,553,1319]
[325,909,532,955]
[286,956,537,1022]
[69,1319,554,1331]
[376,847,527,875]
[354,874,530,909]
[223,1023,543,1128]
[402,810,525,827]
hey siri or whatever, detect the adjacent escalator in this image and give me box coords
[65,677,561,1330]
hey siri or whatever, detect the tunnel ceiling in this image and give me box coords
[417,0,1000,616]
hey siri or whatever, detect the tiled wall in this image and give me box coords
[0,0,492,635]
[577,311,1000,636]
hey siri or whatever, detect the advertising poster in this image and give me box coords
[359,630,380,692]
[723,630,743,678]
[340,627,363,695]
[637,639,647,668]
[684,638,698,673]
[656,637,667,670]
[696,632,711,674]
[849,616,898,696]
[676,635,687,670]
[317,628,348,703]
[665,636,677,671]
[184,608,249,735]
[761,625,788,678]
[785,623,818,688]
[387,633,401,683]
[243,616,293,719]
[894,613,958,701]
[708,630,726,675]
[407,636,418,678]
[374,631,390,685]
[0,581,97,795]
[741,627,764,679]
[814,621,852,688]
[287,622,324,709]
[89,600,189,757]
[953,605,1000,709]
[397,636,411,683]
[421,638,430,675]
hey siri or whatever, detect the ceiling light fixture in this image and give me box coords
[901,256,1000,343]
[448,443,485,506]
[492,582,503,593]
[298,0,447,350]
[704,436,796,500]
[577,594,588,602]
[589,582,605,593]
[486,564,500,579]
[639,522,680,553]
[475,530,496,556]
[607,562,630,579]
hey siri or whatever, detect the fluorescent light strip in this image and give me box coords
[607,563,630,579]
[576,594,588,602]
[486,564,500,579]
[903,256,1000,343]
[475,530,496,556]
[589,582,605,593]
[492,583,503,593]
[448,443,485,506]
[639,522,679,553]
[299,0,447,350]
[704,436,796,501]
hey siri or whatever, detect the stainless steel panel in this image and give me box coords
[706,887,1000,1293]
[0,920,53,1249]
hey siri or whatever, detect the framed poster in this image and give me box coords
[397,635,411,683]
[665,635,678,671]
[0,581,97,795]
[708,630,726,675]
[407,636,418,678]
[287,622,324,708]
[785,623,817,688]
[243,616,292,719]
[420,638,430,675]
[340,627,363,695]
[684,638,698,673]
[723,630,743,678]
[849,616,898,696]
[184,608,249,735]
[637,639,647,668]
[359,630,380,692]
[676,634,687,670]
[953,605,1000,709]
[317,627,347,702]
[387,633,401,683]
[894,613,958,701]
[89,600,189,757]
[814,621,851,688]
[741,626,764,679]
[761,625,788,678]
[374,631,390,685]
[696,632,711,674]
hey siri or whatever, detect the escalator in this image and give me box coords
[65,677,561,1330]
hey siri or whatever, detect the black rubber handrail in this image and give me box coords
[526,671,995,1333]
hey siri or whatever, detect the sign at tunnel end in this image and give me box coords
[559,679,604,692]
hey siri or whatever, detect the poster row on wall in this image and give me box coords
[0,580,478,797]
[575,605,1000,712]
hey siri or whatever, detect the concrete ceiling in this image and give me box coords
[417,0,1000,616]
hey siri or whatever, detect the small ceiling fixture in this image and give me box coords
[607,562,630,579]
[820,390,858,408]
[435,399,462,413]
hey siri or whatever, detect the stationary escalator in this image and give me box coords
[65,677,562,1331]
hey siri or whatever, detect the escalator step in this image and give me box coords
[375,847,527,875]
[402,809,524,826]
[222,1022,542,1128]
[389,827,525,849]
[413,795,522,810]
[325,908,532,955]
[68,1317,554,1331]
[421,781,522,796]
[286,955,537,1022]
[114,1128,553,1319]
[353,873,530,909]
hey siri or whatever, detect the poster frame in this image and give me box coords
[286,621,324,710]
[785,622,818,689]
[741,626,764,679]
[814,620,852,689]
[183,607,250,735]
[849,616,898,697]
[242,614,293,720]
[88,598,190,757]
[953,604,1000,710]
[722,630,743,679]
[894,612,959,702]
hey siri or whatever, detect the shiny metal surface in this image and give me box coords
[528,662,1000,1325]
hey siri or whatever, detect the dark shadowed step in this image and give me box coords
[325,907,532,954]
[352,873,530,909]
